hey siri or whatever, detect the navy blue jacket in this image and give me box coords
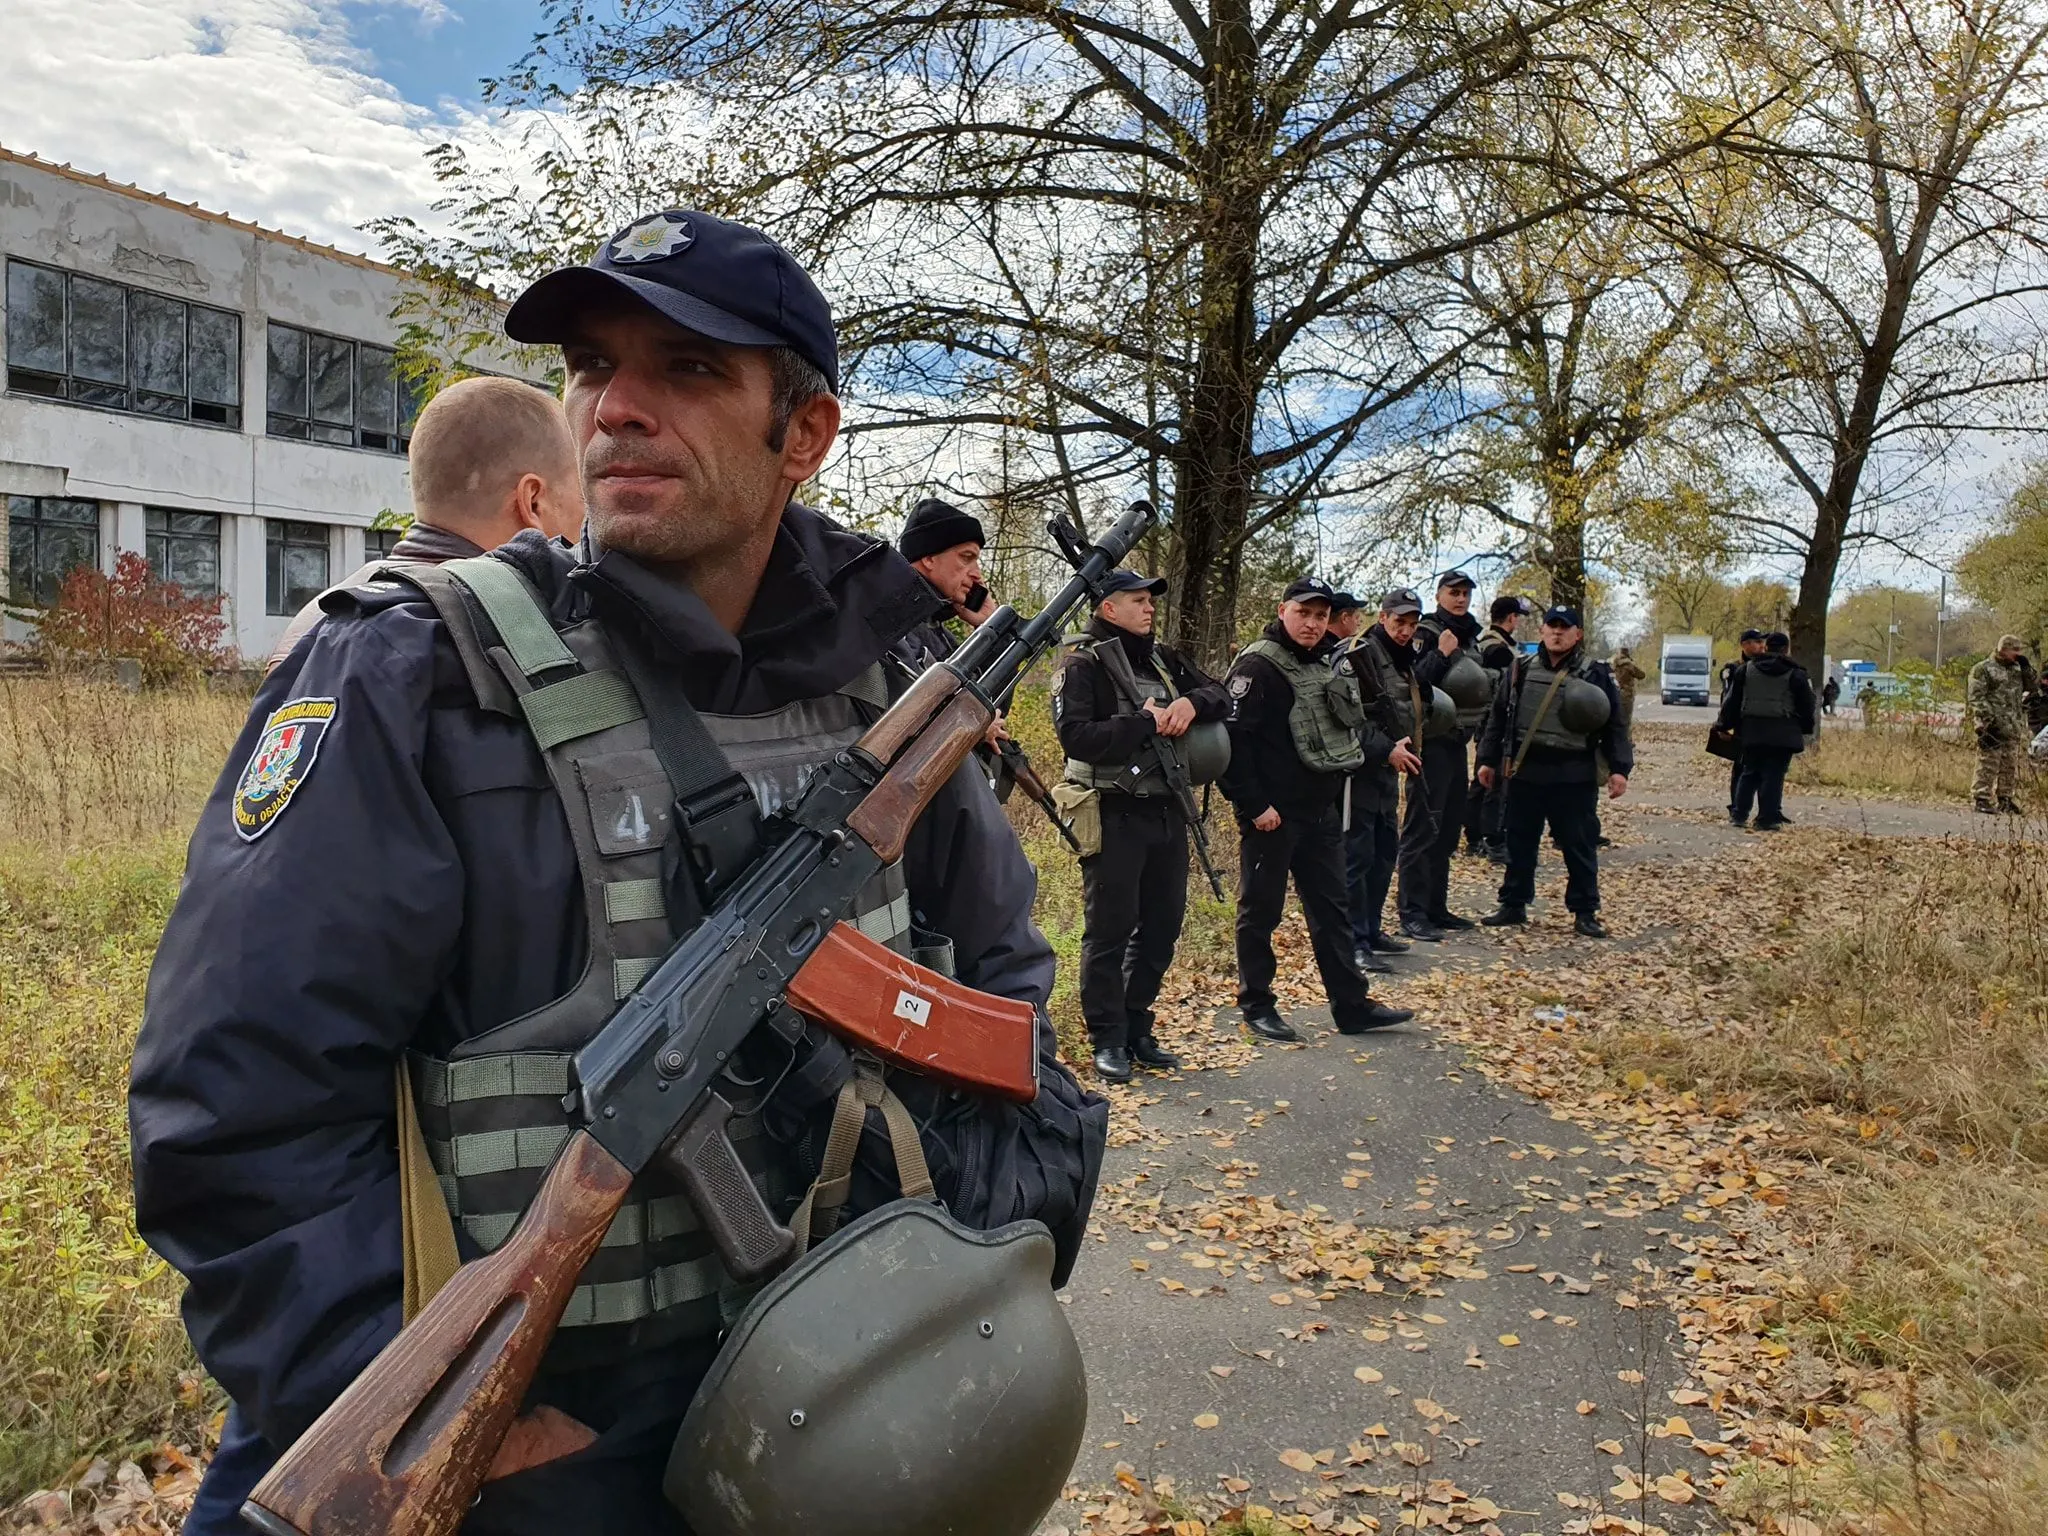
[129,506,1077,1464]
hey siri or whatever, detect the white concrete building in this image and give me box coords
[1,147,544,660]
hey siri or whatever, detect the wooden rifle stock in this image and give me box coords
[847,685,994,862]
[786,922,1038,1101]
[241,1132,634,1536]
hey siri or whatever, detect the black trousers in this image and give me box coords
[1398,736,1467,921]
[1463,768,1505,849]
[1727,757,1742,817]
[1345,791,1400,947]
[1734,747,1794,826]
[1080,797,1190,1049]
[1498,777,1602,914]
[1237,805,1372,1027]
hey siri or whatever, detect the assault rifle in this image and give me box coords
[996,736,1083,854]
[1152,731,1226,900]
[241,501,1157,1536]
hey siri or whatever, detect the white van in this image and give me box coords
[1659,635,1713,705]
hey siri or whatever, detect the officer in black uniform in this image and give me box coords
[1463,594,1530,860]
[1720,628,1768,817]
[1330,588,1427,967]
[1475,604,1633,937]
[1399,570,1483,938]
[1223,576,1415,1041]
[1054,570,1230,1082]
[130,210,1106,1536]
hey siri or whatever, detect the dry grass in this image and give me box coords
[1596,828,2048,1533]
[0,675,245,1498]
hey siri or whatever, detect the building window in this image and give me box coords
[4,259,241,427]
[266,323,418,453]
[364,527,402,560]
[266,520,330,615]
[6,496,101,605]
[146,508,222,597]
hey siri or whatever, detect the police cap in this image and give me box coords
[1329,590,1363,614]
[1379,587,1424,616]
[1433,569,1476,592]
[1282,576,1338,604]
[506,209,840,391]
[1102,569,1169,596]
[1739,627,1766,643]
[1542,604,1584,628]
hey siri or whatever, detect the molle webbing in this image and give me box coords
[393,555,914,1329]
[1065,639,1177,796]
[1241,638,1366,774]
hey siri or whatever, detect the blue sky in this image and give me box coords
[0,0,552,254]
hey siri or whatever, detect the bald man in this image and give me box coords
[265,376,585,672]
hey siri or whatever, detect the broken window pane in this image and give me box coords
[267,323,307,418]
[131,289,187,415]
[190,307,240,405]
[6,262,65,374]
[69,276,127,400]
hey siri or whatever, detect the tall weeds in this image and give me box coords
[0,673,246,1497]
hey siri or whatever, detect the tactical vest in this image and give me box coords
[1063,637,1177,796]
[1515,651,1598,755]
[1241,638,1366,774]
[391,556,922,1334]
[1741,664,1795,721]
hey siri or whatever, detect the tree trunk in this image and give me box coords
[1547,477,1588,613]
[1166,0,1262,673]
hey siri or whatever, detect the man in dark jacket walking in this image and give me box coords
[1400,570,1483,938]
[1224,578,1415,1042]
[1475,605,1633,937]
[1054,570,1230,1082]
[1718,631,1817,830]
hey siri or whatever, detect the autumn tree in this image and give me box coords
[1705,0,2048,674]
[1958,460,2048,648]
[380,0,1732,662]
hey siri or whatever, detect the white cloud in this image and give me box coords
[0,0,480,255]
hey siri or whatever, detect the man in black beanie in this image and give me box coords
[898,497,996,664]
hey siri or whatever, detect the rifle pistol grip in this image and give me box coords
[660,1093,796,1284]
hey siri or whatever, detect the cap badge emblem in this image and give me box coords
[610,214,694,263]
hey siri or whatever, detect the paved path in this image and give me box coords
[1043,739,1986,1533]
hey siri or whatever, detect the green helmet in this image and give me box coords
[667,1201,1087,1536]
[1178,718,1233,786]
[1438,652,1493,725]
[1419,685,1460,739]
[1555,676,1612,737]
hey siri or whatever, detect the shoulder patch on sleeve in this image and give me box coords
[234,696,337,841]
[1228,674,1252,697]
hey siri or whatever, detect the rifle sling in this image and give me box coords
[1092,634,1190,787]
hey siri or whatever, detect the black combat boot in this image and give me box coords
[1574,913,1610,939]
[1365,930,1411,954]
[1242,1009,1301,1043]
[1429,910,1477,931]
[1337,1000,1415,1033]
[1130,1037,1183,1071]
[1399,915,1445,942]
[1480,905,1527,927]
[1092,1045,1133,1083]
[1354,947,1394,975]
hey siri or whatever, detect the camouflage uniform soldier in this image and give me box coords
[1969,635,2031,814]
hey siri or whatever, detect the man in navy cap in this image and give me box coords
[1221,577,1415,1041]
[1054,569,1231,1081]
[130,209,1106,1535]
[1474,604,1632,937]
[1720,629,1769,816]
[1399,569,1484,939]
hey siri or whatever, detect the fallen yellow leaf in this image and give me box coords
[1194,1413,1220,1430]
[1497,1333,1521,1347]
[1353,1366,1383,1384]
[1279,1448,1318,1473]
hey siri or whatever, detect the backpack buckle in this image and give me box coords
[675,774,762,904]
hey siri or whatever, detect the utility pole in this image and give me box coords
[1885,589,1897,671]
[1934,572,1946,669]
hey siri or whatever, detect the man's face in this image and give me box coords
[1330,608,1363,641]
[1542,621,1582,654]
[1741,638,1766,656]
[2000,644,2023,663]
[914,542,986,606]
[1381,609,1420,645]
[1280,598,1331,649]
[1439,583,1473,617]
[1100,589,1156,636]
[560,306,836,566]
[1499,612,1521,636]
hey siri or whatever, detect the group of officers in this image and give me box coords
[893,513,1638,1084]
[127,202,1640,1536]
